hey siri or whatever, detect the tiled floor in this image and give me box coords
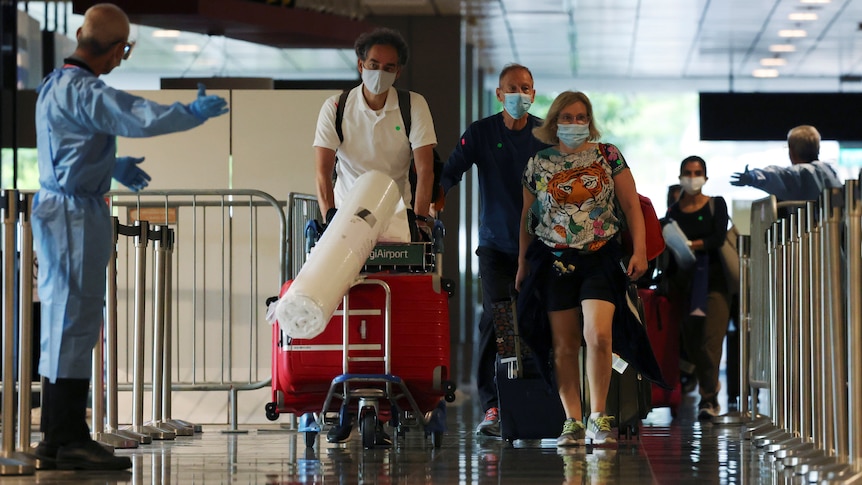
[0,346,847,484]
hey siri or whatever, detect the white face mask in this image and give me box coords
[361,68,396,95]
[679,176,706,195]
[503,93,532,119]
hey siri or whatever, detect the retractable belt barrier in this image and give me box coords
[0,190,35,475]
[727,185,862,482]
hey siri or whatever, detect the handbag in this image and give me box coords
[720,224,741,295]
[618,193,666,262]
[596,144,665,261]
[708,198,740,295]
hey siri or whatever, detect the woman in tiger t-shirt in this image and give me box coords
[515,91,647,448]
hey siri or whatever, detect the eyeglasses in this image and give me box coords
[121,41,135,60]
[362,60,399,73]
[110,39,136,60]
[557,114,590,125]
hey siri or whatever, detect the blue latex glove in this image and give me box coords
[188,83,229,121]
[730,164,753,186]
[113,156,151,192]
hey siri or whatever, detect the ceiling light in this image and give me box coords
[761,58,787,66]
[173,44,200,53]
[800,0,830,4]
[770,44,797,52]
[153,30,181,38]
[789,12,818,21]
[779,29,807,37]
[753,69,780,78]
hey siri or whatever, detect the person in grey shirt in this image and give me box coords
[730,125,842,201]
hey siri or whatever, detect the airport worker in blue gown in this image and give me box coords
[31,2,228,471]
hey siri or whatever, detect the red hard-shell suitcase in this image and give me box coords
[638,288,683,415]
[268,272,453,432]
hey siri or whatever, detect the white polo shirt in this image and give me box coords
[313,85,437,208]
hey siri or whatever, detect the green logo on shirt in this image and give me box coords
[497,143,503,148]
[396,126,402,131]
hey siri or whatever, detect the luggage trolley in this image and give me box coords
[265,221,456,449]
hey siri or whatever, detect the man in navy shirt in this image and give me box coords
[441,64,551,437]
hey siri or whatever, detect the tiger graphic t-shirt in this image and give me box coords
[523,143,629,250]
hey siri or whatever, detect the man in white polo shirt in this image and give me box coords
[311,27,437,445]
[313,27,438,240]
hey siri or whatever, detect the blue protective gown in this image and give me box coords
[33,59,204,382]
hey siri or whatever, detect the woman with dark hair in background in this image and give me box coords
[666,155,731,420]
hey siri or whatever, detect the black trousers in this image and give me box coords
[41,378,91,446]
[476,247,519,412]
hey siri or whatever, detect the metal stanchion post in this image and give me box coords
[146,226,190,436]
[799,188,849,478]
[714,233,757,426]
[0,190,34,475]
[160,228,197,434]
[93,217,142,448]
[105,218,151,446]
[15,193,34,454]
[757,221,799,450]
[122,221,175,441]
[797,205,812,443]
[842,180,862,479]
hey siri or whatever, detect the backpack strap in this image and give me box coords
[396,88,411,139]
[708,197,715,215]
[335,88,412,144]
[335,90,349,143]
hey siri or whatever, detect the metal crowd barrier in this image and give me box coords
[107,189,288,433]
[727,188,862,482]
[285,192,320,280]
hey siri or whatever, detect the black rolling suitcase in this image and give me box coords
[604,357,652,440]
[492,299,565,442]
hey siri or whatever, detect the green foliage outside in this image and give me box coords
[1,148,40,190]
[490,91,698,210]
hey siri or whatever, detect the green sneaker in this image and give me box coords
[556,418,586,447]
[586,414,616,446]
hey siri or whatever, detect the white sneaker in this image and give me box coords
[586,414,616,446]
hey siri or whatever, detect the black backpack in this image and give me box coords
[334,88,444,208]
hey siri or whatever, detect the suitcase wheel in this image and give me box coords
[360,411,378,449]
[619,424,639,440]
[443,380,457,402]
[264,402,279,421]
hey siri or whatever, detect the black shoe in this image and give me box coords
[56,440,132,470]
[374,423,392,447]
[327,424,353,443]
[32,441,58,470]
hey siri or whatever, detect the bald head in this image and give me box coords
[77,3,130,56]
[787,125,820,165]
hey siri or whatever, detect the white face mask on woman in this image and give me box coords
[679,176,706,195]
[557,123,590,148]
[361,68,396,95]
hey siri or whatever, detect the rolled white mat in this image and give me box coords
[276,170,401,339]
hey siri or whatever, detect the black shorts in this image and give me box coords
[541,251,617,312]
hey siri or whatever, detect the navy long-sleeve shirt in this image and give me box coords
[440,112,551,254]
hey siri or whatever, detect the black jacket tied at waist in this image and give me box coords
[516,237,668,390]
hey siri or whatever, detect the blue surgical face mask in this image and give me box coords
[557,123,590,148]
[503,93,532,119]
[361,68,397,95]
